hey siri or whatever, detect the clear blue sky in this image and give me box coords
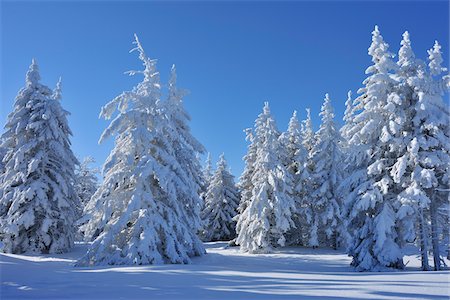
[1,0,448,177]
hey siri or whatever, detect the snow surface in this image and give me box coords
[1,242,449,299]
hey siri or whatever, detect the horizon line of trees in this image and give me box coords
[0,26,448,272]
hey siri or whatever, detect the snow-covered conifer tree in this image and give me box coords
[165,64,205,233]
[74,156,99,207]
[236,128,257,215]
[280,111,308,246]
[203,153,213,186]
[301,108,316,154]
[309,94,343,249]
[388,31,432,270]
[0,61,78,254]
[344,26,405,271]
[400,40,450,270]
[200,154,240,242]
[236,102,296,253]
[300,108,317,247]
[200,152,213,207]
[0,146,6,177]
[78,35,204,266]
[340,91,354,145]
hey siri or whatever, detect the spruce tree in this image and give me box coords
[200,154,240,242]
[344,26,405,271]
[236,102,296,253]
[309,94,343,249]
[300,108,317,247]
[0,60,78,254]
[403,40,450,270]
[203,153,213,186]
[281,111,308,246]
[237,128,257,216]
[165,64,205,233]
[78,35,204,266]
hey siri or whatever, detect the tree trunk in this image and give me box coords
[332,229,338,250]
[418,207,430,271]
[430,198,441,271]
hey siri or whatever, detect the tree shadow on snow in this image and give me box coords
[1,242,448,299]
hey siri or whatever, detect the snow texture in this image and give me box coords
[1,242,449,299]
[236,103,296,253]
[200,154,240,242]
[0,61,79,254]
[78,35,204,266]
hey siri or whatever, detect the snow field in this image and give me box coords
[1,242,449,299]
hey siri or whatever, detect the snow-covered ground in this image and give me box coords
[1,242,449,299]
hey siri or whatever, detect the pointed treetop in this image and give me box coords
[320,93,334,121]
[305,107,311,121]
[288,110,299,131]
[301,108,314,142]
[368,25,395,73]
[402,30,410,43]
[169,64,177,87]
[26,58,41,87]
[343,90,353,123]
[217,153,226,167]
[53,77,63,101]
[428,40,446,76]
[398,30,415,69]
[369,25,387,57]
[203,152,213,183]
[263,101,271,115]
[127,34,159,84]
[303,108,314,132]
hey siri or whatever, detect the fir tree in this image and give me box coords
[309,94,343,249]
[404,40,450,270]
[237,128,257,216]
[281,111,308,246]
[345,26,405,271]
[0,60,78,254]
[236,102,296,253]
[165,64,205,233]
[203,153,213,186]
[78,35,204,266]
[200,154,240,242]
[300,108,317,247]
[390,31,431,270]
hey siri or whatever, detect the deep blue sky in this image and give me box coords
[1,1,448,177]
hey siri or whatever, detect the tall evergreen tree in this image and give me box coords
[389,31,431,270]
[300,108,317,247]
[200,154,240,242]
[309,94,343,249]
[78,35,204,266]
[165,64,205,233]
[0,61,78,254]
[340,91,354,145]
[236,102,296,253]
[402,40,450,270]
[281,111,308,246]
[236,127,257,215]
[203,153,213,186]
[344,26,405,271]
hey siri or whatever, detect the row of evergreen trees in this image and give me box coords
[224,26,449,271]
[0,27,448,272]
